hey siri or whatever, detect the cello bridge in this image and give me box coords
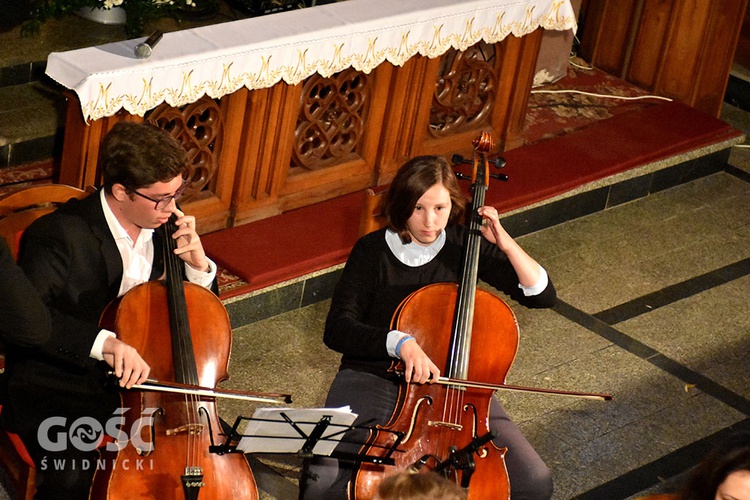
[427,421,463,431]
[166,423,205,436]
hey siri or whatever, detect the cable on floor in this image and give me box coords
[534,53,672,102]
[530,88,673,102]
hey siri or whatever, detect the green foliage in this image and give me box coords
[25,0,218,37]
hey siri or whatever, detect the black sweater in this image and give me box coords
[324,225,556,377]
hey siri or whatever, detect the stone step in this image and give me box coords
[0,78,66,169]
[0,60,48,89]
[0,0,286,171]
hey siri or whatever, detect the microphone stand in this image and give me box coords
[430,431,496,489]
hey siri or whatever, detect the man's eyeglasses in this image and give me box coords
[130,182,189,211]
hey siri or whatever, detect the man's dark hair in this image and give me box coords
[100,121,187,193]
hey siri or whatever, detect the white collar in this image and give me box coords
[385,228,446,267]
[100,189,154,245]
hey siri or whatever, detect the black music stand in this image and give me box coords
[208,407,403,466]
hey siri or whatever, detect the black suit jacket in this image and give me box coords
[0,191,168,434]
[0,238,50,348]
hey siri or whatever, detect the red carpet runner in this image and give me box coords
[204,193,362,296]
[202,100,741,298]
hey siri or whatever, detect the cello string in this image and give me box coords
[457,385,465,429]
[455,150,487,379]
[442,385,453,424]
[447,148,489,426]
[443,384,463,427]
[447,150,488,417]
[461,177,486,377]
[165,217,202,476]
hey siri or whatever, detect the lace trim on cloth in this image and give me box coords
[45,0,576,122]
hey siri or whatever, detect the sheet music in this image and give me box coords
[236,406,358,455]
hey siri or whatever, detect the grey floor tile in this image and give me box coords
[543,391,743,499]
[618,278,750,400]
[218,300,338,421]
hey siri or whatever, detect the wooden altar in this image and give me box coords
[48,0,577,233]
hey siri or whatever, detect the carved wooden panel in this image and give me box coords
[59,93,235,233]
[376,30,543,185]
[579,0,748,116]
[147,96,223,204]
[291,69,370,170]
[275,64,391,214]
[430,42,497,137]
[59,31,544,232]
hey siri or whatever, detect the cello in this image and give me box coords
[92,214,284,499]
[353,132,610,499]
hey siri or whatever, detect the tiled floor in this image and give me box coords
[215,141,750,499]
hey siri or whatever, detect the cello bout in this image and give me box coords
[93,215,260,499]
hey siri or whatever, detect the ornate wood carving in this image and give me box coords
[430,42,497,137]
[59,32,543,232]
[292,69,370,170]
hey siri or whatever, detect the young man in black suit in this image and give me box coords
[0,121,218,499]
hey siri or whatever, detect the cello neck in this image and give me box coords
[163,214,200,387]
[448,132,494,380]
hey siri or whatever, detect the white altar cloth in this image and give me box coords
[45,0,576,122]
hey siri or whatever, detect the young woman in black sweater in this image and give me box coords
[300,155,557,500]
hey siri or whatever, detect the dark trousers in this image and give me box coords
[20,431,99,500]
[299,369,553,500]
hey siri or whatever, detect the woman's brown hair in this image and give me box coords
[678,430,750,500]
[383,156,466,243]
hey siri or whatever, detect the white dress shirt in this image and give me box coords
[90,189,217,360]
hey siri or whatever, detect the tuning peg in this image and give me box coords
[454,172,471,181]
[490,173,509,181]
[452,154,506,169]
[451,154,472,166]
